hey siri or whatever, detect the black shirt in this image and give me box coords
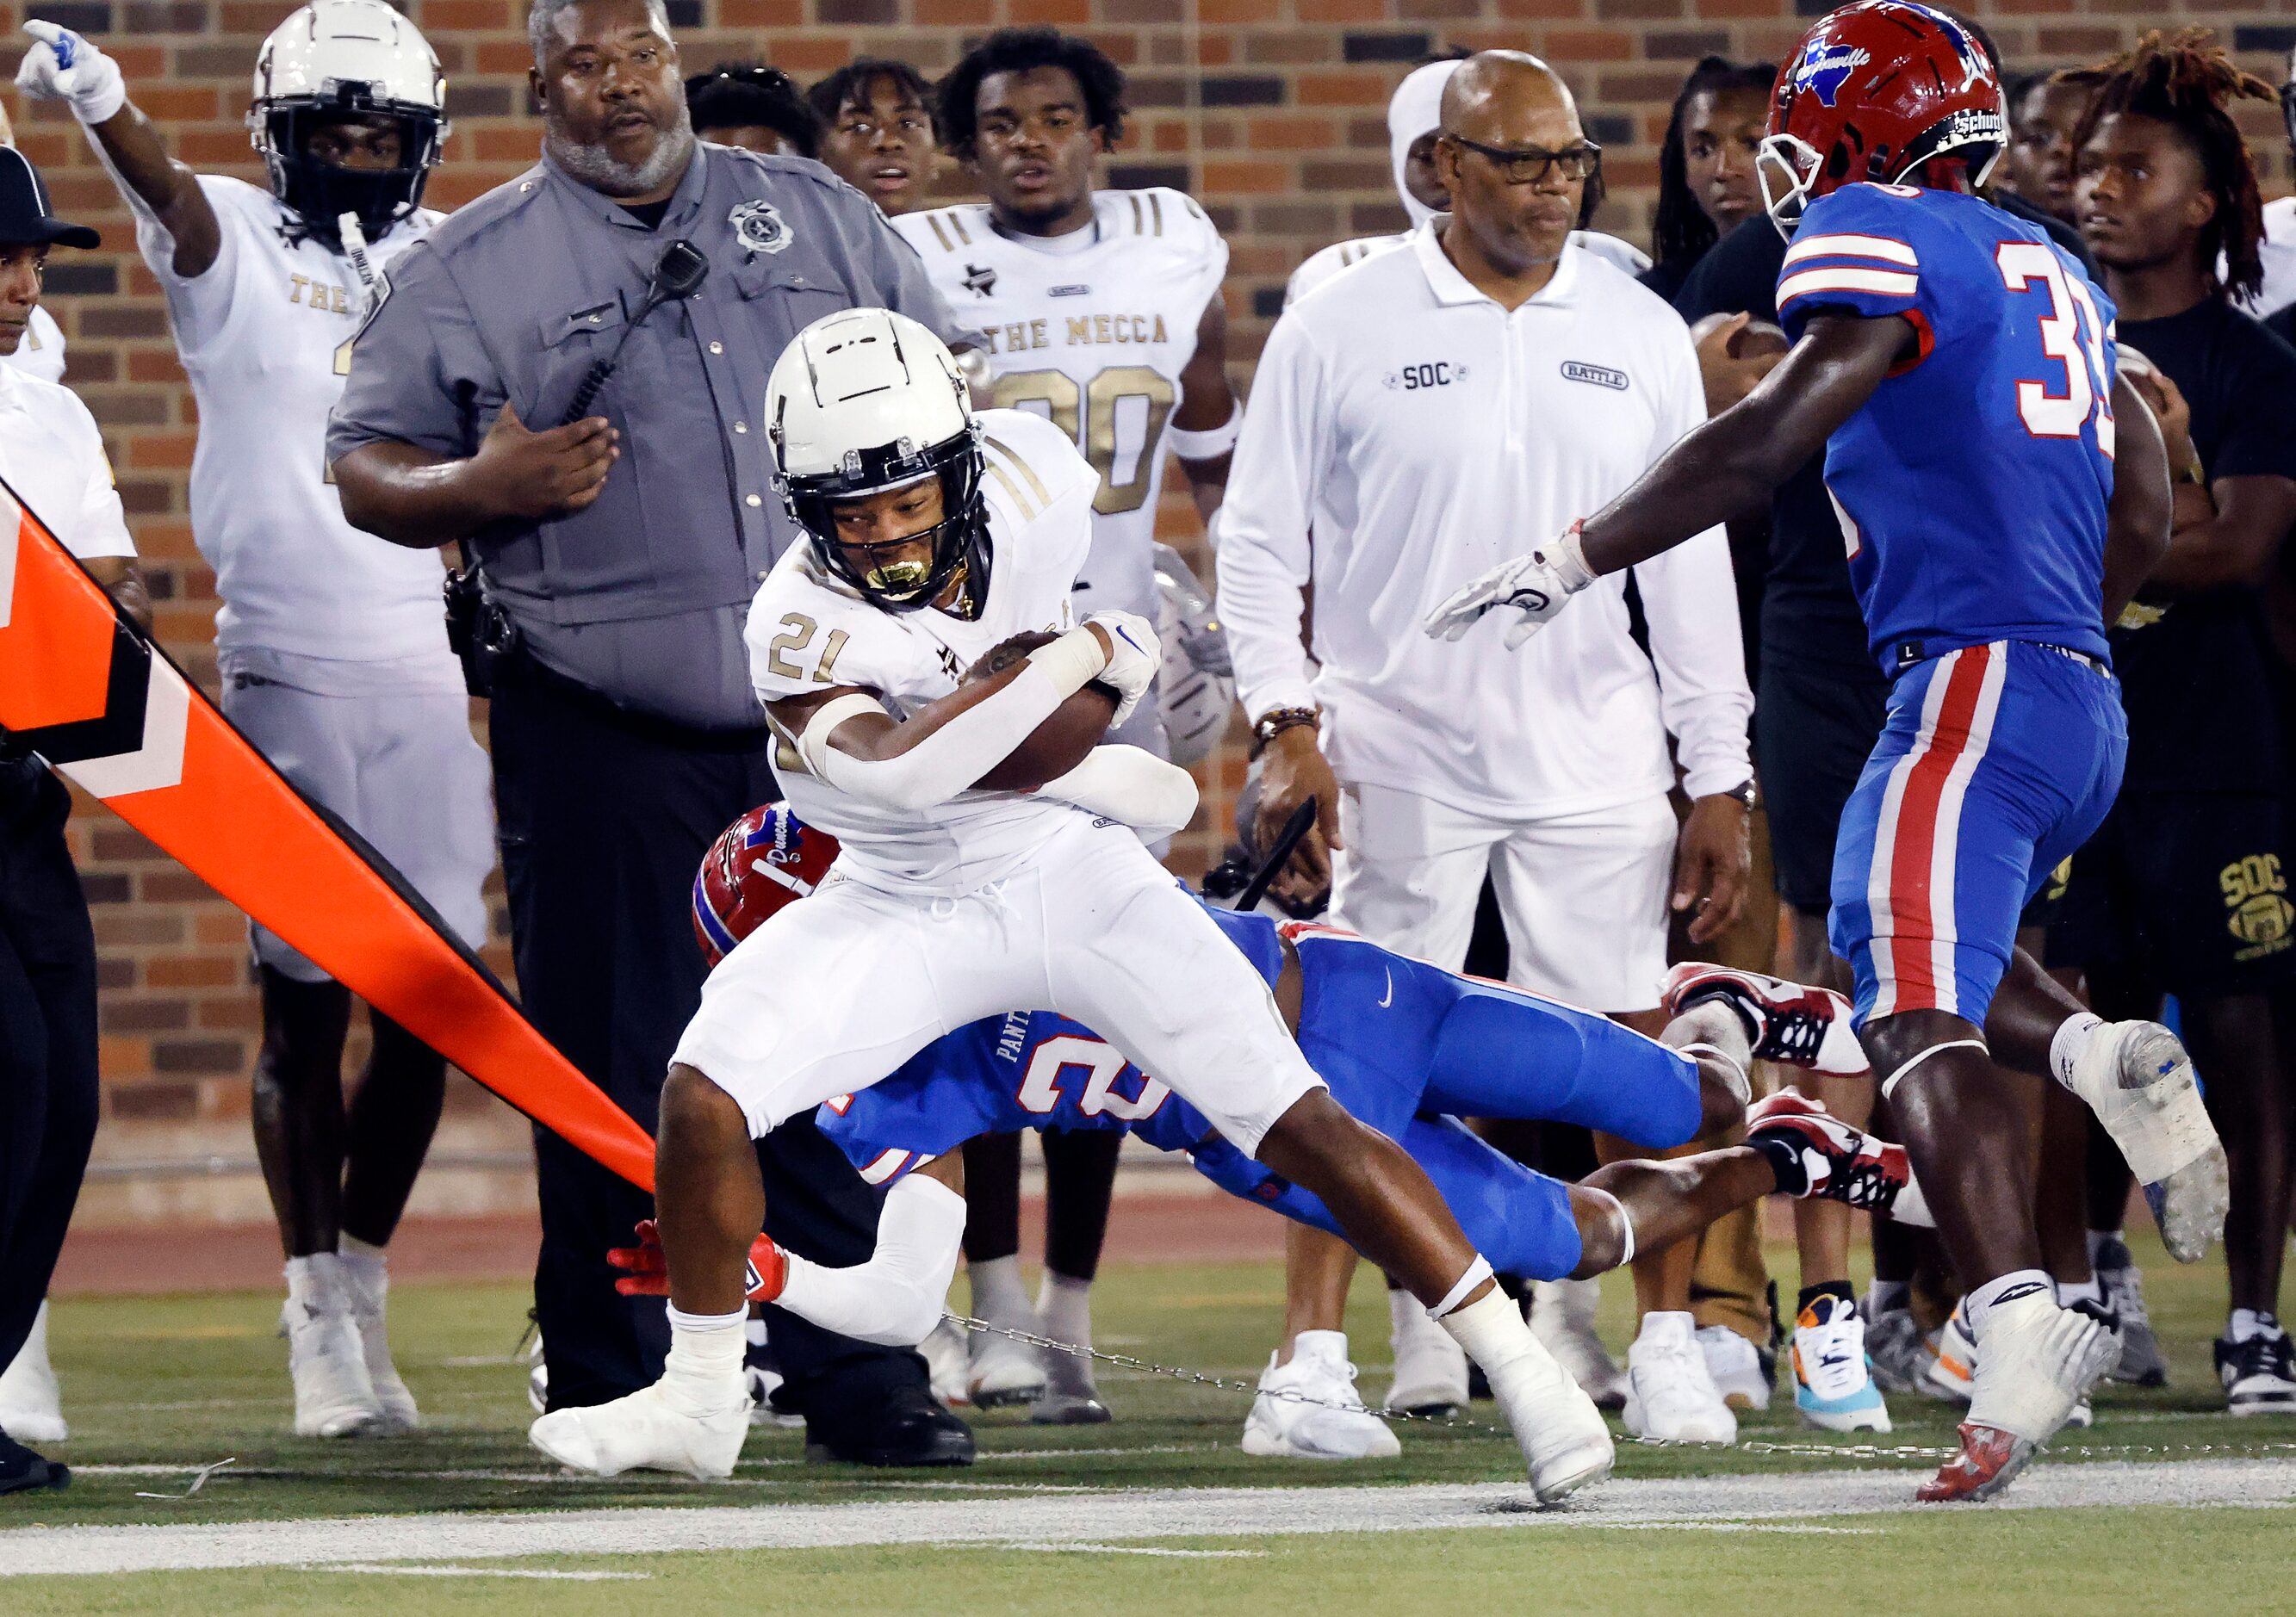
[2112,297,2296,795]
[1674,195,2101,684]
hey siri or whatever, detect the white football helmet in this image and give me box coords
[248,0,447,248]
[1153,545,1236,765]
[766,308,987,611]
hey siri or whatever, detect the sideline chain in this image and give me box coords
[946,1314,2296,1466]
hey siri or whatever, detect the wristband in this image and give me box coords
[1549,518,1597,592]
[1026,623,1112,695]
[1166,405,1241,462]
[1250,705,1319,759]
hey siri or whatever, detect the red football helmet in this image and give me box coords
[692,801,841,966]
[1759,1,2007,234]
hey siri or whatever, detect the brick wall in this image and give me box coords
[4,0,2289,1214]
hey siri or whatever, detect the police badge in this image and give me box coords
[729,198,793,256]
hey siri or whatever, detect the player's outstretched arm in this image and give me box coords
[16,24,220,278]
[1574,313,1910,578]
[769,615,1156,814]
[772,1154,967,1348]
[2100,371,2175,626]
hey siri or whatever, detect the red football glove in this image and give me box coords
[608,1217,789,1304]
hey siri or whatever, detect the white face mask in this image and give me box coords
[1388,59,1460,227]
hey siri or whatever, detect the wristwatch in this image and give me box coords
[1715,778,1758,811]
[1250,706,1319,759]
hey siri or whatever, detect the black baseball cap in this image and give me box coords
[0,148,98,250]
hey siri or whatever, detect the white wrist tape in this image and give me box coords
[775,1174,965,1348]
[1027,623,1112,691]
[1549,519,1597,592]
[1165,404,1241,461]
[1039,745,1199,838]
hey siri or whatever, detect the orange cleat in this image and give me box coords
[1916,1422,2037,1502]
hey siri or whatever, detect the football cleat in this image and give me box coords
[1386,1290,1470,1417]
[0,1302,66,1446]
[529,1380,752,1480]
[1747,1088,1910,1212]
[2063,1020,2228,1264]
[1623,1311,1737,1445]
[1925,1301,1976,1403]
[2217,1324,2296,1416]
[337,1259,418,1435]
[0,1430,66,1496]
[282,1293,383,1439]
[1920,1290,2116,1502]
[1032,1344,1111,1426]
[2094,1238,2168,1387]
[1241,1332,1400,1461]
[1530,1278,1628,1411]
[1791,1296,1890,1432]
[921,1317,972,1409]
[1864,1297,1939,1397]
[1697,1324,1772,1412]
[1662,963,1868,1074]
[966,1324,1048,1409]
[1480,1330,1617,1504]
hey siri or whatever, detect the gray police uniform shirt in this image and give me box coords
[325,142,976,730]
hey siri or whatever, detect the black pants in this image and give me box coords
[0,764,100,1373]
[488,660,927,1413]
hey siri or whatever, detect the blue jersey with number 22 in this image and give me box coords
[1776,183,2119,673]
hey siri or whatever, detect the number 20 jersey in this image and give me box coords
[1775,183,2119,674]
[894,190,1229,624]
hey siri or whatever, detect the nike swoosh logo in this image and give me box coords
[1379,970,1393,1009]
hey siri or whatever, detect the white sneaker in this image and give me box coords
[1241,1331,1400,1460]
[1476,1328,1617,1504]
[921,1317,972,1409]
[1697,1324,1772,1411]
[1790,1297,1890,1432]
[282,1289,384,1439]
[0,1302,65,1445]
[1530,1277,1627,1410]
[529,1378,752,1479]
[966,1323,1047,1409]
[2065,1020,2229,1264]
[1385,1290,1469,1416]
[1926,1301,1976,1403]
[1623,1311,1737,1444]
[336,1255,418,1434]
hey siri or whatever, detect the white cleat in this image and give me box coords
[337,1261,418,1434]
[1530,1277,1627,1410]
[1623,1311,1738,1445]
[2065,1020,2229,1264]
[967,1323,1047,1409]
[529,1380,752,1479]
[1697,1323,1773,1412]
[1241,1331,1400,1460]
[1483,1329,1616,1505]
[921,1317,972,1409]
[1919,1289,2117,1502]
[1385,1290,1470,1416]
[0,1302,66,1445]
[282,1293,384,1439]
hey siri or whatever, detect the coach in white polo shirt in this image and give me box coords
[1219,52,1754,1444]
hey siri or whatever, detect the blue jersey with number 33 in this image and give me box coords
[1775,183,2119,674]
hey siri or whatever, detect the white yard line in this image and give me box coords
[309,1564,650,1581]
[3,1461,2288,1577]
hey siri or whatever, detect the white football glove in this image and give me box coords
[16,22,127,125]
[1083,609,1160,728]
[1422,522,1598,650]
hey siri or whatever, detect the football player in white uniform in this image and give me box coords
[18,2,494,1440]
[528,308,1612,1503]
[892,28,1241,1419]
[1285,56,1649,311]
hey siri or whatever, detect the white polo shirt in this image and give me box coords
[1218,222,1750,820]
[0,362,134,561]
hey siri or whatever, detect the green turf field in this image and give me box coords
[4,1233,2291,1612]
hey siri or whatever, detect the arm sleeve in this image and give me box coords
[60,394,135,561]
[1214,313,1329,720]
[1773,185,1927,342]
[1631,325,1752,798]
[773,1174,965,1348]
[1037,744,1200,838]
[324,242,493,464]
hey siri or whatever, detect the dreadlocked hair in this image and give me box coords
[2070,29,2275,301]
[1651,56,1778,275]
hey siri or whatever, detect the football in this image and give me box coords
[964,630,1119,791]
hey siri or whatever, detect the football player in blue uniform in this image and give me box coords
[1425,1,2225,1502]
[611,802,1914,1461]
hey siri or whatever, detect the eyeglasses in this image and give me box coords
[1446,135,1603,186]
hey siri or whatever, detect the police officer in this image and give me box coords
[327,0,976,1464]
[0,151,149,1495]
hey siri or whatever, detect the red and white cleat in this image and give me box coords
[1917,1422,2033,1502]
[1661,964,1867,1075]
[1747,1088,1911,1213]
